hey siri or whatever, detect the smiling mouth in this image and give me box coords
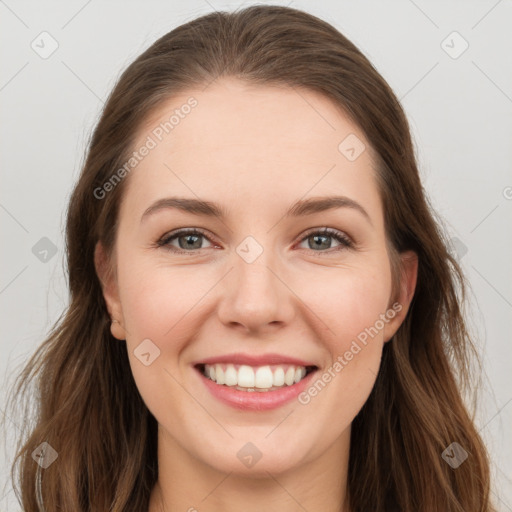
[194,363,318,392]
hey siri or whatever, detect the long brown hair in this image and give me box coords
[3,5,494,511]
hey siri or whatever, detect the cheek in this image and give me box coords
[305,261,392,348]
[116,259,209,418]
[297,264,391,418]
[119,249,392,364]
[118,244,392,411]
[118,255,207,342]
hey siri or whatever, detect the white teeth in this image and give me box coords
[202,363,312,390]
[294,367,306,383]
[224,365,237,386]
[273,367,285,386]
[284,367,296,386]
[216,366,225,385]
[254,366,273,388]
[238,365,255,387]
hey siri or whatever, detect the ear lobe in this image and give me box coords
[383,250,418,343]
[94,242,126,340]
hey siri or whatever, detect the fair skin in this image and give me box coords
[95,78,417,512]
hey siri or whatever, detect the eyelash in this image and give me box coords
[155,227,354,255]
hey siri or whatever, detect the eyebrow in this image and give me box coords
[141,195,372,226]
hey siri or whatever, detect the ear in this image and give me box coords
[382,250,418,343]
[94,241,126,340]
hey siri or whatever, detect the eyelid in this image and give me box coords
[156,226,355,253]
[156,227,217,251]
[294,227,354,252]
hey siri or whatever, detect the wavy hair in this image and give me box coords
[3,5,494,511]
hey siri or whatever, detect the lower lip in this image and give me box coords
[196,367,317,411]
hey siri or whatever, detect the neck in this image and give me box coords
[148,426,351,512]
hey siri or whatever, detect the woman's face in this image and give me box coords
[96,77,417,477]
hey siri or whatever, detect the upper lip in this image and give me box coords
[193,352,318,368]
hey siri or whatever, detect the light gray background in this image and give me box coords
[1,0,511,510]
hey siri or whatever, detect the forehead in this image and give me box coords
[122,78,381,224]
[138,78,366,158]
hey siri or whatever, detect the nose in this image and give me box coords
[216,248,296,334]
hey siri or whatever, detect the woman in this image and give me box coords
[4,5,494,511]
